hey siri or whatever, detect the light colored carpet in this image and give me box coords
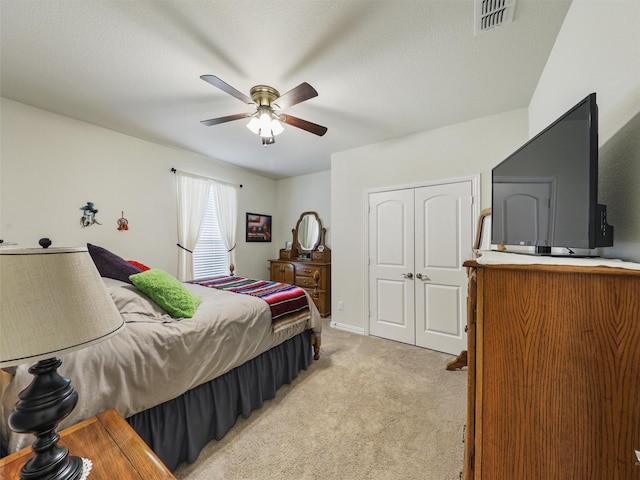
[174,319,468,480]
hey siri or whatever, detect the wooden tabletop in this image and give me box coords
[0,408,176,480]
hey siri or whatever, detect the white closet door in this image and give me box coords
[368,179,474,354]
[414,181,472,354]
[368,189,415,345]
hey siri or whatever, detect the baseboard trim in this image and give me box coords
[329,321,365,335]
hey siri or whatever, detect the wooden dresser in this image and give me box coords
[274,211,332,318]
[463,261,640,479]
[270,259,331,317]
[0,408,175,479]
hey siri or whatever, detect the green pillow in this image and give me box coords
[129,269,202,318]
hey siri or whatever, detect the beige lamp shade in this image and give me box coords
[0,247,125,367]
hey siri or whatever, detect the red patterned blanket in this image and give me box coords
[190,276,310,331]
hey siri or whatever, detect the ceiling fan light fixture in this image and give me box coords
[270,118,284,136]
[201,75,327,140]
[262,136,275,146]
[246,116,261,135]
[247,107,284,139]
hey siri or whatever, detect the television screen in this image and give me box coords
[491,93,612,254]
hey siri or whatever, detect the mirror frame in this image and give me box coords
[292,211,326,254]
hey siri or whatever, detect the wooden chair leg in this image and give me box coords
[446,350,467,370]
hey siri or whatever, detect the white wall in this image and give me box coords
[0,98,278,279]
[330,108,528,331]
[529,0,640,262]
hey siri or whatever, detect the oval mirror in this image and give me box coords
[297,214,320,251]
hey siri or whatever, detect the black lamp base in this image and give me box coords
[8,358,84,480]
[18,454,83,480]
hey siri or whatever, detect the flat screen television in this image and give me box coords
[491,93,613,256]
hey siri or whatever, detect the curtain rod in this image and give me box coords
[170,168,242,188]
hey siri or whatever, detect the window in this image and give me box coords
[175,169,237,282]
[192,189,230,279]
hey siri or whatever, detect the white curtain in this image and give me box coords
[176,172,210,281]
[211,181,238,272]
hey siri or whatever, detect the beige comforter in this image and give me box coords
[1,278,321,454]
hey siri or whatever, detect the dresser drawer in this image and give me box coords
[295,276,317,288]
[294,264,328,290]
[294,264,322,277]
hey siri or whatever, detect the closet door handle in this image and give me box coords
[401,272,413,279]
[416,273,430,281]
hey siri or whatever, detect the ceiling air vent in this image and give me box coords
[475,0,516,34]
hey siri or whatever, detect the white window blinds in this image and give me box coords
[192,189,230,279]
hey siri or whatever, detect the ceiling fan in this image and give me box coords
[200,75,328,146]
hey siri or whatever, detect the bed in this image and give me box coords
[1,267,322,471]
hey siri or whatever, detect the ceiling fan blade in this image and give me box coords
[281,114,327,136]
[273,83,318,110]
[200,113,248,126]
[200,75,254,105]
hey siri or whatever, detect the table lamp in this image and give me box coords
[0,247,125,479]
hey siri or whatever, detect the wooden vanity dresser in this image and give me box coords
[270,212,331,317]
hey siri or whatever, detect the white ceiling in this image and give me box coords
[0,0,572,179]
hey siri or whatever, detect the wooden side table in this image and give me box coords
[0,408,176,479]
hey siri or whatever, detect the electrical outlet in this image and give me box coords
[337,301,344,311]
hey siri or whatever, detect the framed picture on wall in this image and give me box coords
[246,213,272,242]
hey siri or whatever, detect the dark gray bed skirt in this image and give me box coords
[126,329,313,471]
